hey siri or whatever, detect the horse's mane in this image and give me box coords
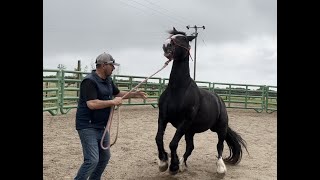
[167,28,186,37]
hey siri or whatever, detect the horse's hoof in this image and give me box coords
[216,171,226,178]
[179,157,187,171]
[169,165,179,175]
[159,160,168,172]
[159,165,168,172]
[217,166,227,174]
[216,157,227,174]
[169,169,179,175]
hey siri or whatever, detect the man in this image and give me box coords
[74,52,147,180]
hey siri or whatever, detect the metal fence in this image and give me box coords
[43,69,277,115]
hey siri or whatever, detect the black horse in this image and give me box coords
[155,27,248,175]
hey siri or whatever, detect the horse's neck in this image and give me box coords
[168,59,192,88]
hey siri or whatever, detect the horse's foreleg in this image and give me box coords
[180,131,195,171]
[169,120,192,175]
[155,118,168,172]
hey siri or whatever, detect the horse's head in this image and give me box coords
[163,27,196,61]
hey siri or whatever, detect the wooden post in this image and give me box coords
[45,82,49,97]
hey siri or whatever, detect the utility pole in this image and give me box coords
[77,60,81,97]
[186,25,205,80]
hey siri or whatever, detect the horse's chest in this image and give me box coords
[166,94,183,110]
[160,89,193,121]
[165,96,188,119]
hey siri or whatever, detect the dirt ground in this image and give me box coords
[43,105,277,180]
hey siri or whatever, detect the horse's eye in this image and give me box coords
[164,39,171,47]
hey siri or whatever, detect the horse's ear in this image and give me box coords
[173,27,177,32]
[187,35,196,42]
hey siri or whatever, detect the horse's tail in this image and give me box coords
[224,126,248,165]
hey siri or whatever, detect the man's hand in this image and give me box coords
[112,97,123,106]
[134,90,147,99]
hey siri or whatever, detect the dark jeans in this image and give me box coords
[74,128,110,180]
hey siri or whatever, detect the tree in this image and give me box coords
[57,64,66,70]
[83,65,88,72]
[90,61,95,70]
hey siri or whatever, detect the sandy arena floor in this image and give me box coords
[43,105,277,180]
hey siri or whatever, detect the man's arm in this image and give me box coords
[115,90,147,99]
[111,79,147,99]
[81,79,122,110]
[87,99,121,110]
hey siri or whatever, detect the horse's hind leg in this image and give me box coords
[210,121,228,174]
[212,98,228,174]
[180,131,195,171]
[216,129,227,174]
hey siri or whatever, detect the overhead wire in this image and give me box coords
[141,0,193,26]
[129,0,185,27]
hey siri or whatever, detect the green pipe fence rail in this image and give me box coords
[43,69,61,116]
[210,82,266,113]
[43,69,277,116]
[265,86,277,113]
[60,70,90,114]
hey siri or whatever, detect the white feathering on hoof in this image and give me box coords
[158,160,168,172]
[179,157,186,172]
[216,157,227,174]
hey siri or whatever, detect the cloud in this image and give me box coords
[44,0,277,86]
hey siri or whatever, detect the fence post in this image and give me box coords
[45,82,49,97]
[57,70,62,113]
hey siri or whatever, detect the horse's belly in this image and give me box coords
[190,119,213,133]
[191,125,209,133]
[167,112,214,133]
[192,111,217,132]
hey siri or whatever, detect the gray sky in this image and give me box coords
[44,0,277,86]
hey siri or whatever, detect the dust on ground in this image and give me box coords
[43,106,277,180]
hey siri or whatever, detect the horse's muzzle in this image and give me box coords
[164,52,173,60]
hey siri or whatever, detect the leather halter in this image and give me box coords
[164,35,193,61]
